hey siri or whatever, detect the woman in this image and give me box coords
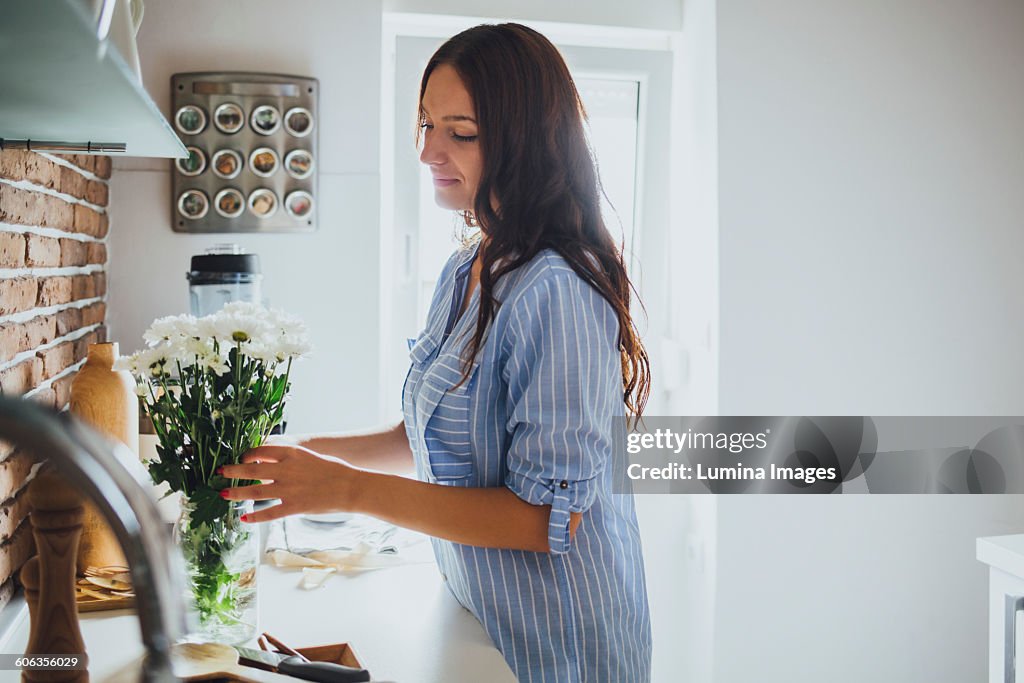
[221,23,653,683]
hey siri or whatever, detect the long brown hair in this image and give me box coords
[416,23,651,418]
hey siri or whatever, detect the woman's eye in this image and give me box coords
[420,121,475,142]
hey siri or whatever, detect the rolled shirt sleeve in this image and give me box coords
[502,271,622,554]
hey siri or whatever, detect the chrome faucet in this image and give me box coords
[0,395,186,682]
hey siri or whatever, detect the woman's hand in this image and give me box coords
[221,443,582,552]
[219,445,365,523]
[263,432,299,447]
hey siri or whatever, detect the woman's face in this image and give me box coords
[419,64,482,212]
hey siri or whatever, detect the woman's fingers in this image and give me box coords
[222,483,277,501]
[240,445,298,463]
[219,461,275,480]
[222,445,303,478]
[239,502,292,524]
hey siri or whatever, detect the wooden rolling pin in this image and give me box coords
[69,343,138,572]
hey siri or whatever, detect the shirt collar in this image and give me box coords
[454,240,481,280]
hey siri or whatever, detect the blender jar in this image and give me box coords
[187,244,263,317]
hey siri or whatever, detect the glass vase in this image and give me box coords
[174,497,258,644]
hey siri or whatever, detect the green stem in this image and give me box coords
[230,343,244,469]
[143,381,169,445]
[176,358,201,480]
[262,357,292,444]
[191,356,210,482]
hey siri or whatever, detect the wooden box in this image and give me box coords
[294,642,363,669]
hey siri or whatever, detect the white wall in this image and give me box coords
[664,1,720,682]
[717,0,1024,415]
[711,0,1024,681]
[670,0,719,417]
[107,0,384,433]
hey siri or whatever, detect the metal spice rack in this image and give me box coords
[170,71,319,233]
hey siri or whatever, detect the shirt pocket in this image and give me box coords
[408,330,440,364]
[404,329,439,397]
[418,349,480,482]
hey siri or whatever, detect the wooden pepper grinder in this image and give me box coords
[20,469,89,682]
[69,343,138,573]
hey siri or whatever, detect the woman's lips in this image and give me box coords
[433,178,459,187]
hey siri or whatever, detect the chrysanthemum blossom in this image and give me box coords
[143,314,198,347]
[211,310,273,346]
[125,302,311,383]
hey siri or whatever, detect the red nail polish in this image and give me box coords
[240,514,250,522]
[220,489,229,498]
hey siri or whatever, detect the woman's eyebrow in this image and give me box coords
[420,106,476,124]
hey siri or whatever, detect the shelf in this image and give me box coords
[0,0,187,158]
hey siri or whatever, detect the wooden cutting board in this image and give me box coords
[75,592,134,612]
[75,574,135,612]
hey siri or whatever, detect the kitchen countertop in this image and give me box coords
[977,534,1024,579]
[0,546,517,682]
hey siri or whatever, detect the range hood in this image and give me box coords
[0,0,186,158]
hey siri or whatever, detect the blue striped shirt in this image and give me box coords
[402,242,652,683]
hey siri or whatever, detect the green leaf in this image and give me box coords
[189,484,229,528]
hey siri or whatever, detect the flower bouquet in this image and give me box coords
[117,302,311,643]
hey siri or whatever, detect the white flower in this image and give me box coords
[192,315,220,341]
[185,336,212,357]
[143,314,197,347]
[220,301,265,317]
[123,304,310,382]
[134,384,149,398]
[277,334,312,360]
[113,351,140,374]
[244,333,311,364]
[200,352,230,376]
[241,341,278,366]
[136,345,174,377]
[174,336,223,369]
[266,308,308,337]
[210,309,272,345]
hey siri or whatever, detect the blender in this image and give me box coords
[186,244,263,316]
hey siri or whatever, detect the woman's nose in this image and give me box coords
[419,133,444,166]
